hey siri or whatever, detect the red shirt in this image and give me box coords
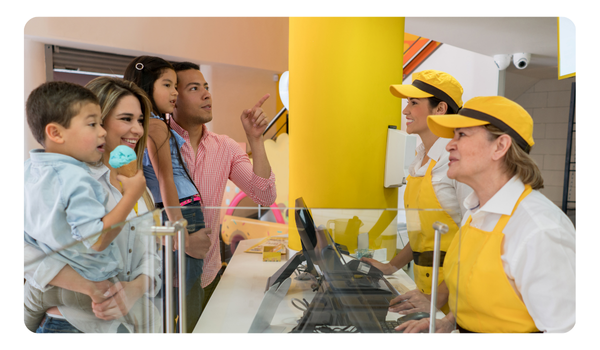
[169,119,277,287]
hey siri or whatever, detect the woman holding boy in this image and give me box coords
[24,77,162,333]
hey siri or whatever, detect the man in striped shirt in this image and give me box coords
[170,62,277,313]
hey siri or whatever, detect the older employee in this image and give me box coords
[397,96,575,333]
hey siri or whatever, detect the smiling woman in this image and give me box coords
[364,70,472,315]
[85,77,154,208]
[25,77,161,333]
[103,95,145,158]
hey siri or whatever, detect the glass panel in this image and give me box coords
[158,205,207,333]
[189,205,456,334]
[25,204,458,333]
[24,210,163,333]
[403,207,459,333]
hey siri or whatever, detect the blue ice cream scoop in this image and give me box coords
[109,145,137,169]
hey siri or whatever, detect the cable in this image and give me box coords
[291,298,310,312]
[313,325,358,333]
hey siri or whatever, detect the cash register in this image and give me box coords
[284,198,427,333]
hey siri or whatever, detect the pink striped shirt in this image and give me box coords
[169,119,277,287]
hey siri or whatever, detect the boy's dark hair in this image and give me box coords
[123,56,175,115]
[26,81,99,146]
[172,61,200,73]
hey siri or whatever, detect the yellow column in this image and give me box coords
[288,17,405,250]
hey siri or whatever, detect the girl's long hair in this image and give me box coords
[124,56,176,117]
[124,56,201,200]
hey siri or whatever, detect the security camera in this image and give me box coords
[493,54,512,70]
[513,53,531,69]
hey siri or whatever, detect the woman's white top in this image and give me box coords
[461,175,576,333]
[407,138,473,225]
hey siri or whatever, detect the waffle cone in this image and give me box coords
[116,160,138,177]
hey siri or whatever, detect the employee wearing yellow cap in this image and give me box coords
[397,96,575,333]
[362,70,472,313]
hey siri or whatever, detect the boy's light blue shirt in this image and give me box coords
[142,113,198,203]
[24,149,123,281]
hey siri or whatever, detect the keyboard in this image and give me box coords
[379,320,404,333]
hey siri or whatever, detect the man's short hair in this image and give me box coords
[26,81,99,146]
[172,61,200,73]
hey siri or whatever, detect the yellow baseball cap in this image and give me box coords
[427,96,535,153]
[390,70,464,113]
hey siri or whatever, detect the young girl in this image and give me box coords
[124,56,208,332]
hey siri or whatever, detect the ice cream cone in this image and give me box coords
[116,160,138,177]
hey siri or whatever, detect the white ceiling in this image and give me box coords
[405,17,559,79]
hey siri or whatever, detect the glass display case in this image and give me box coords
[24,201,460,333]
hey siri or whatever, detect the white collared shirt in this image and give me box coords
[408,138,473,225]
[461,176,576,333]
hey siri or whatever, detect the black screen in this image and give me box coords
[294,197,319,277]
[295,197,318,250]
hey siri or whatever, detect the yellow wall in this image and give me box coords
[288,17,404,250]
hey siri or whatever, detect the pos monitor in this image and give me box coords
[265,197,322,290]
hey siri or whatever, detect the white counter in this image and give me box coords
[194,237,437,333]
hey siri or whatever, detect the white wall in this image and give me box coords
[397,42,575,217]
[399,43,499,135]
[397,43,499,217]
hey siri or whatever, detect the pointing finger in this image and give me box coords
[254,93,270,108]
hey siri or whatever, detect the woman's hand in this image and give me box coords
[396,315,455,333]
[91,276,149,320]
[186,227,211,259]
[389,289,432,314]
[360,257,398,275]
[86,279,115,304]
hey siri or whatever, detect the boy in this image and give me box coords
[24,81,146,332]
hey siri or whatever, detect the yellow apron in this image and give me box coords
[404,159,459,311]
[443,185,539,333]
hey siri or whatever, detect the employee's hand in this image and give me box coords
[395,318,430,333]
[241,94,270,141]
[360,257,398,275]
[389,289,431,314]
[395,315,455,333]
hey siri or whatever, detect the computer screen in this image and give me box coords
[290,198,399,333]
[294,197,318,250]
[295,197,383,278]
[294,197,320,277]
[265,197,320,290]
